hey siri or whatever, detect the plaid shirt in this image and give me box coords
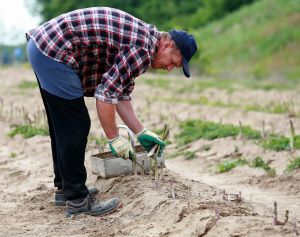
[26,7,160,104]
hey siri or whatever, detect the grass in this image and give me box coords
[176,119,261,146]
[216,156,276,176]
[250,157,276,176]
[8,125,49,138]
[88,135,108,152]
[18,80,38,89]
[286,157,300,172]
[195,0,300,77]
[164,94,296,117]
[216,159,248,173]
[183,151,197,160]
[261,135,300,151]
[175,78,236,94]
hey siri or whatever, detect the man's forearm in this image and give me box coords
[96,100,118,139]
[116,100,143,134]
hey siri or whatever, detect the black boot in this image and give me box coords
[65,195,122,217]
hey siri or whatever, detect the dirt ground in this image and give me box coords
[0,66,300,237]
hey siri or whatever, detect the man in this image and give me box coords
[26,7,197,217]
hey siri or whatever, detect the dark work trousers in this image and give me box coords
[36,80,90,200]
[27,39,90,200]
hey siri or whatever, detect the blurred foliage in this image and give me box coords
[27,0,300,78]
[176,119,261,146]
[261,135,300,151]
[18,80,38,89]
[216,159,247,173]
[196,0,300,76]
[8,125,49,138]
[250,157,276,176]
[286,157,300,172]
[34,0,256,31]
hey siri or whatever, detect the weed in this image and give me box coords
[286,157,300,172]
[183,151,197,160]
[176,120,261,146]
[88,135,107,152]
[261,135,300,151]
[251,157,276,176]
[18,80,38,89]
[216,159,248,173]
[201,144,211,151]
[10,152,17,158]
[166,151,182,160]
[8,125,49,138]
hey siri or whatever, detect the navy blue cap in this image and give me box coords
[169,29,197,78]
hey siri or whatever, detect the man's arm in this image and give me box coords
[96,100,119,139]
[116,100,143,134]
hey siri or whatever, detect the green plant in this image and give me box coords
[201,144,211,151]
[286,157,300,172]
[8,125,49,138]
[251,157,276,176]
[183,151,197,160]
[216,159,248,173]
[18,80,38,89]
[88,135,108,151]
[10,152,17,158]
[261,135,300,151]
[176,119,261,146]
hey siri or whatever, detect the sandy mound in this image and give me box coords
[1,169,298,237]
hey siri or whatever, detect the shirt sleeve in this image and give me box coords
[94,47,151,104]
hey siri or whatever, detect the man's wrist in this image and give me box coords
[108,135,120,143]
[135,128,147,137]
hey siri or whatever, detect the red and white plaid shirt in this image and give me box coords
[26,7,160,104]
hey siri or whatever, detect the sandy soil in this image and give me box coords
[0,66,300,237]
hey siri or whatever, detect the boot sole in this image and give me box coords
[65,200,123,218]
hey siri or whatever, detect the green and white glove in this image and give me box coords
[109,136,135,160]
[136,128,166,156]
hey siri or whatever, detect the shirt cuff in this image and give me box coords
[94,88,119,104]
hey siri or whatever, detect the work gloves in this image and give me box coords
[136,128,165,157]
[109,128,166,159]
[109,136,135,160]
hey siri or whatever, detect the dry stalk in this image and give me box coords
[261,120,266,138]
[291,221,299,236]
[273,201,289,225]
[149,156,152,177]
[227,191,243,202]
[269,122,275,134]
[159,161,163,180]
[141,160,145,177]
[238,120,243,139]
[221,190,228,201]
[215,207,221,220]
[289,120,295,154]
[171,186,176,199]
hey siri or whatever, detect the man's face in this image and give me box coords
[151,41,182,72]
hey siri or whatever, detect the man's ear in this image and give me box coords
[163,40,173,49]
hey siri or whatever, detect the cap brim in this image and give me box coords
[182,57,190,78]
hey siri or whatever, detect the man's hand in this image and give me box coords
[109,136,135,160]
[136,128,165,156]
